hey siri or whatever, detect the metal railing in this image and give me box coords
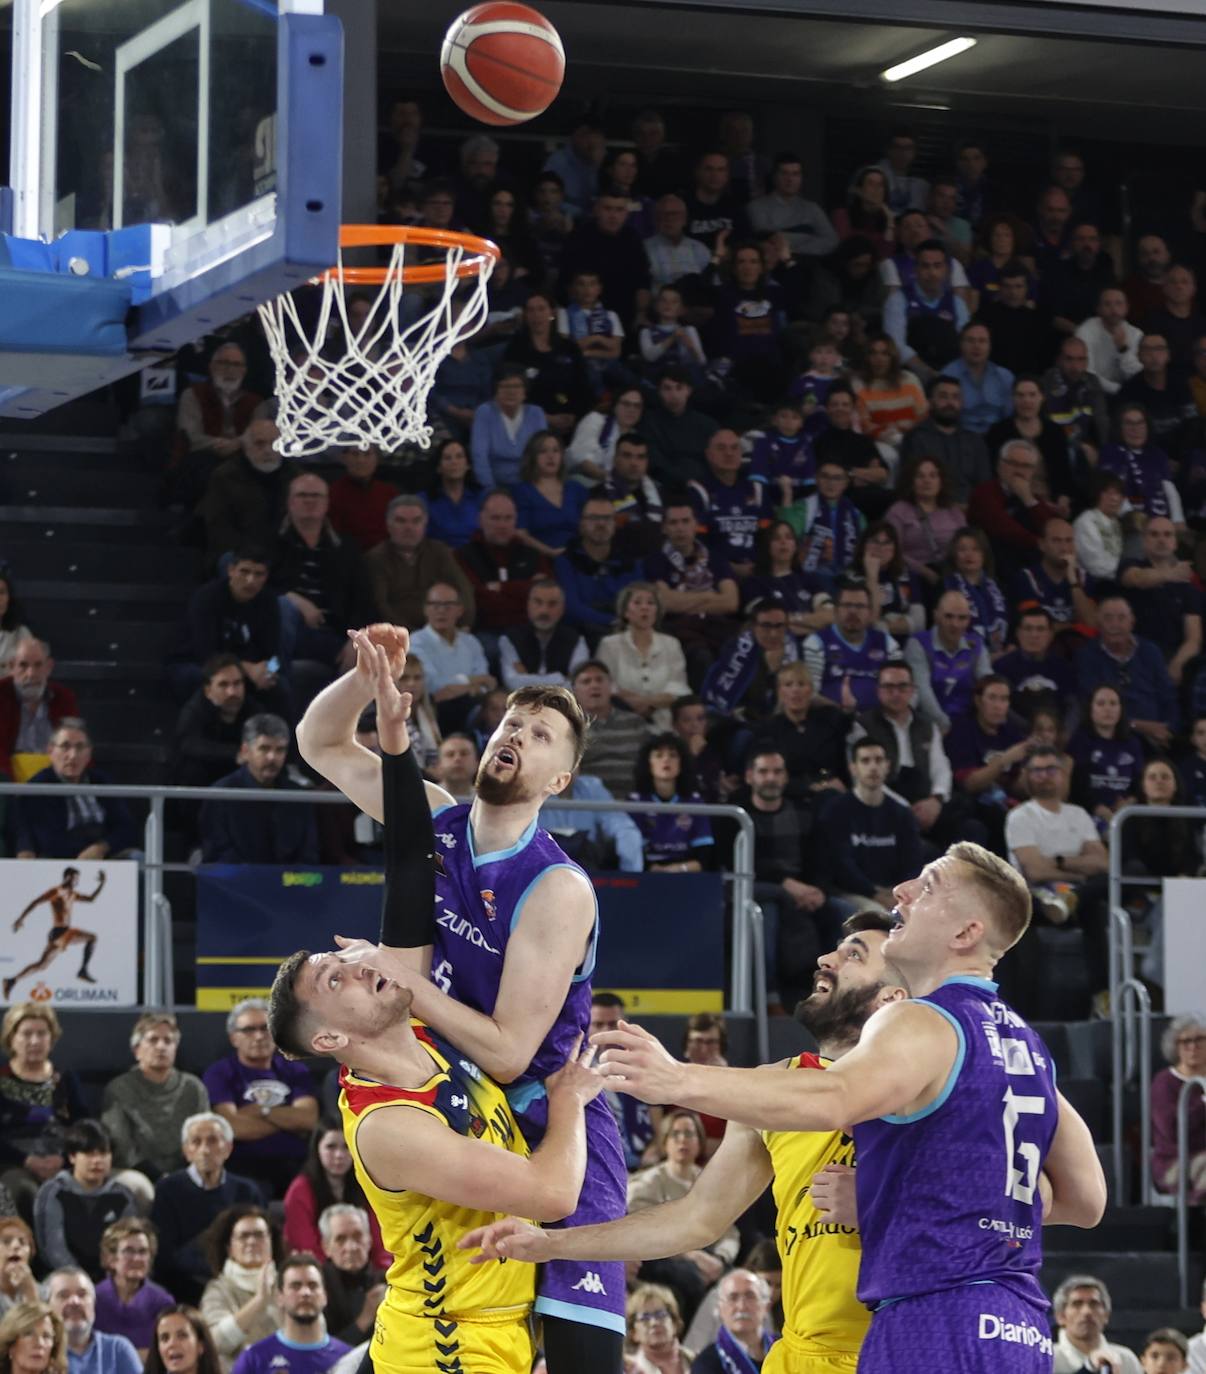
[1106,803,1206,1203]
[0,783,766,1053]
[1176,1074,1206,1307]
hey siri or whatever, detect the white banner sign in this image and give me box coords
[0,861,140,1008]
[1161,877,1206,1016]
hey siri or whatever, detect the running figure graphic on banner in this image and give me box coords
[4,867,106,998]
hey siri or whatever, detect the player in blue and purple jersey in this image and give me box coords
[592,840,1107,1373]
[296,625,628,1374]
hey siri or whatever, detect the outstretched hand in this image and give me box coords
[349,623,409,683]
[591,1020,687,1105]
[544,1033,606,1109]
[458,1216,550,1265]
[348,631,413,755]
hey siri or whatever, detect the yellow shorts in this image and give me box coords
[370,1310,533,1374]
[764,1337,860,1374]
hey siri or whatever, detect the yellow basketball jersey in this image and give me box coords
[338,1022,536,1339]
[761,1053,868,1359]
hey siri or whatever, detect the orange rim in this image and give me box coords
[318,224,501,285]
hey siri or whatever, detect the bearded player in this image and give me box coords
[296,627,628,1374]
[461,912,908,1374]
[591,843,1107,1373]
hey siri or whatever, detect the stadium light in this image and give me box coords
[880,37,977,83]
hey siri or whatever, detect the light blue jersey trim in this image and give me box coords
[874,1279,997,1311]
[880,1001,965,1124]
[534,1295,628,1335]
[432,803,456,819]
[938,974,999,992]
[689,836,715,848]
[469,815,539,868]
[275,1335,334,1352]
[505,1079,547,1113]
[510,864,600,984]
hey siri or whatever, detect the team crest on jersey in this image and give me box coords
[469,1114,486,1138]
[436,832,455,848]
[480,889,498,920]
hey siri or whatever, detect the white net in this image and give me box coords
[257,235,496,459]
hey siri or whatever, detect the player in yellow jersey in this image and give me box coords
[460,912,909,1374]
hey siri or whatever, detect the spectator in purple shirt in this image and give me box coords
[92,1220,173,1358]
[1067,685,1143,835]
[628,734,715,873]
[228,1257,347,1374]
[201,1002,317,1201]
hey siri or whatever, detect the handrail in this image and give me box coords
[0,783,763,1044]
[1109,904,1135,1201]
[1117,977,1153,1206]
[1176,1074,1206,1307]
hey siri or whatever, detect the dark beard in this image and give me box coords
[794,980,884,1047]
[475,758,531,805]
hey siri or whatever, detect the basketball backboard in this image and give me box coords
[0,0,343,417]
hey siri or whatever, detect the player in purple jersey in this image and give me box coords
[590,841,1107,1373]
[296,626,628,1372]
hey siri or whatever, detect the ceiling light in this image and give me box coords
[881,37,977,83]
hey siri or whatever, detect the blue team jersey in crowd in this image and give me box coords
[854,976,1058,1311]
[627,791,714,865]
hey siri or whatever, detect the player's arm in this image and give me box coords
[355,1038,602,1222]
[13,887,57,929]
[406,867,594,1083]
[459,1119,773,1264]
[296,627,454,820]
[595,1001,957,1132]
[76,874,107,903]
[1041,1090,1107,1227]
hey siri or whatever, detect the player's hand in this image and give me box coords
[459,1216,552,1265]
[592,1020,686,1104]
[545,1034,605,1109]
[364,622,410,677]
[810,1162,858,1227]
[364,639,413,755]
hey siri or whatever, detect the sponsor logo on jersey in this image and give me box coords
[977,1217,1034,1242]
[436,832,456,848]
[437,909,500,955]
[480,889,498,921]
[570,1271,608,1295]
[977,1313,1052,1354]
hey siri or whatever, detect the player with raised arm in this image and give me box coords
[295,627,628,1372]
[266,642,604,1374]
[462,912,909,1374]
[4,866,106,997]
[590,842,1107,1373]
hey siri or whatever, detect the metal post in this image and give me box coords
[1117,978,1152,1206]
[1176,1075,1206,1306]
[748,901,769,1063]
[10,0,42,239]
[154,894,175,1007]
[730,824,751,1015]
[141,807,161,1007]
[1109,904,1129,1201]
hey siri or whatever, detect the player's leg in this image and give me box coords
[62,927,98,981]
[4,938,65,993]
[541,1316,624,1374]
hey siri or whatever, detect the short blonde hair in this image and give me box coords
[2,1004,62,1055]
[627,1282,683,1338]
[615,580,663,631]
[101,1217,159,1270]
[130,1013,180,1052]
[657,1109,706,1159]
[0,1302,68,1374]
[949,841,1032,952]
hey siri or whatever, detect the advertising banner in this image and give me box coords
[0,860,140,1008]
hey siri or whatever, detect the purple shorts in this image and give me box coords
[510,1091,628,1335]
[859,1284,1053,1372]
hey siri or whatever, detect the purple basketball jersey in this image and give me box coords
[431,804,628,1333]
[854,977,1058,1313]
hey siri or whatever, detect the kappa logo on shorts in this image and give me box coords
[570,1271,608,1295]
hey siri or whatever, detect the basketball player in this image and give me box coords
[296,626,628,1372]
[460,912,909,1374]
[590,843,1107,1373]
[4,866,106,998]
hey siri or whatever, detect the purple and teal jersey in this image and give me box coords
[628,791,714,866]
[430,803,628,1333]
[688,473,769,565]
[854,977,1058,1312]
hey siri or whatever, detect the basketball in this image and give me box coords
[440,2,565,127]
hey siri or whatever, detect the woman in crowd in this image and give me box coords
[1022,705,1073,800]
[480,185,539,279]
[0,1005,86,1225]
[1151,1013,1206,1203]
[0,574,32,675]
[628,734,714,873]
[1073,471,1127,583]
[512,431,587,559]
[831,167,895,259]
[469,367,548,489]
[601,149,655,239]
[1100,403,1183,527]
[33,1119,135,1280]
[0,1220,40,1319]
[283,1121,389,1272]
[708,243,787,404]
[425,439,482,550]
[967,214,1034,306]
[1067,685,1143,833]
[143,1306,223,1374]
[596,583,690,732]
[855,520,923,637]
[0,1302,66,1374]
[942,526,1008,653]
[566,387,645,483]
[851,334,927,454]
[501,292,591,438]
[627,1111,738,1325]
[986,376,1073,509]
[885,454,966,589]
[93,1218,174,1359]
[199,1205,283,1373]
[741,521,833,639]
[625,1284,694,1374]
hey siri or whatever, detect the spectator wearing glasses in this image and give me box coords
[1151,1015,1206,1204]
[198,1207,283,1373]
[92,1220,173,1359]
[1075,595,1178,753]
[625,1283,694,1374]
[691,1270,774,1374]
[701,598,798,724]
[802,577,901,715]
[201,1002,318,1201]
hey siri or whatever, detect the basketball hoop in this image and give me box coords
[257,225,500,458]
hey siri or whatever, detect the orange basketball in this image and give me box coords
[440,2,565,127]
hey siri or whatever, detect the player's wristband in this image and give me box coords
[380,749,436,949]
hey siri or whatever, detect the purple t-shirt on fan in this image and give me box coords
[202,1054,314,1161]
[93,1278,174,1351]
[231,1333,349,1374]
